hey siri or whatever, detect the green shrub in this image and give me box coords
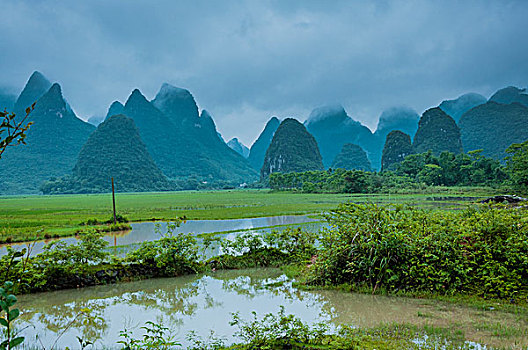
[229,306,329,349]
[0,281,25,350]
[307,203,528,298]
[126,222,201,276]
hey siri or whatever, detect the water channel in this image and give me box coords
[0,215,322,256]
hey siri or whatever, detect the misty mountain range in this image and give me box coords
[1,71,527,194]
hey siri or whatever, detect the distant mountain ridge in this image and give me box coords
[41,115,175,194]
[304,105,376,168]
[489,86,528,108]
[248,117,281,170]
[13,71,52,114]
[381,130,414,171]
[371,107,420,169]
[227,138,250,158]
[0,73,95,194]
[2,71,527,194]
[106,101,125,119]
[121,84,257,184]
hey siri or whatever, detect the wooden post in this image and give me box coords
[111,177,117,225]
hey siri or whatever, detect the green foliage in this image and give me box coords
[0,231,110,293]
[118,321,181,350]
[395,150,506,186]
[229,306,329,349]
[0,249,26,287]
[82,214,129,226]
[264,227,317,262]
[269,168,416,193]
[214,231,289,269]
[331,143,372,171]
[505,139,528,194]
[261,118,324,179]
[15,232,110,292]
[413,107,463,155]
[307,203,528,298]
[0,105,33,159]
[224,309,475,349]
[0,282,24,350]
[214,227,317,269]
[126,222,201,276]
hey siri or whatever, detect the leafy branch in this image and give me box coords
[0,104,35,159]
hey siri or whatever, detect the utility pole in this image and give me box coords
[111,177,117,225]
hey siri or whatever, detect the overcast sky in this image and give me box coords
[1,0,527,146]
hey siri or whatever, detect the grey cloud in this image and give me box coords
[0,0,527,145]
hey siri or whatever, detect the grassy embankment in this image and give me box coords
[0,187,497,243]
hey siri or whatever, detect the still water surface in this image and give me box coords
[16,268,525,349]
[0,215,320,256]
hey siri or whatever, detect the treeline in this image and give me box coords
[269,168,417,193]
[269,144,528,193]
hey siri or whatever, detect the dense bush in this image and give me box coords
[126,223,201,276]
[269,168,417,193]
[395,150,506,186]
[506,139,528,194]
[307,203,528,298]
[0,231,111,292]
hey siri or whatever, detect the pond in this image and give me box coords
[0,215,321,256]
[15,268,526,349]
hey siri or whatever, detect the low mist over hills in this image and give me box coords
[304,105,375,169]
[438,93,487,123]
[0,71,527,194]
[374,107,420,142]
[489,86,528,108]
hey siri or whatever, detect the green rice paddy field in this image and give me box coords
[0,187,498,243]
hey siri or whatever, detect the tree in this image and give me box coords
[0,105,34,159]
[506,140,528,194]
